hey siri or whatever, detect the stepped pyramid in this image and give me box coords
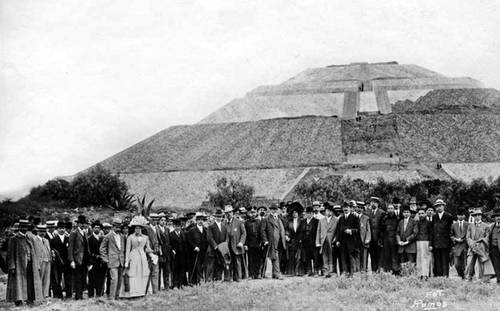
[83,62,500,209]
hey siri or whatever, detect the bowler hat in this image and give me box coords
[305,206,314,213]
[76,215,88,224]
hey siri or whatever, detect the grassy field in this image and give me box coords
[1,273,499,311]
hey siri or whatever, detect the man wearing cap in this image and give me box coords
[67,215,89,299]
[465,208,495,281]
[87,220,105,297]
[206,209,228,281]
[368,197,385,272]
[316,203,339,277]
[244,208,262,279]
[261,203,286,279]
[224,205,247,282]
[100,218,125,299]
[186,212,208,284]
[146,213,161,293]
[354,202,371,272]
[49,220,70,299]
[169,217,188,288]
[431,199,453,277]
[489,208,500,283]
[6,219,43,305]
[36,224,52,298]
[450,209,469,279]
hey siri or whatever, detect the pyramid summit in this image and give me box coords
[83,62,499,209]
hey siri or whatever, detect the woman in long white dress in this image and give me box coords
[120,219,153,298]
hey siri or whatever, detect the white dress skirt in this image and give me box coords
[120,234,152,298]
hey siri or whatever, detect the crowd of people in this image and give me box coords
[2,197,500,306]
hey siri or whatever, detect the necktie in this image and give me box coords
[459,222,462,233]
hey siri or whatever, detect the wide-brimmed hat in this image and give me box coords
[214,209,224,217]
[46,220,58,229]
[224,205,234,213]
[76,215,88,224]
[36,224,47,230]
[356,201,366,207]
[238,207,247,214]
[149,213,160,220]
[434,199,446,207]
[19,219,30,229]
[102,222,112,228]
[312,201,321,206]
[128,215,149,227]
[195,212,207,220]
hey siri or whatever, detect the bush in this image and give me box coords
[207,177,255,210]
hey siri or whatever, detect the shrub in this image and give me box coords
[207,177,255,210]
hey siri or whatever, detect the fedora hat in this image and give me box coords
[471,208,483,216]
[224,205,234,213]
[214,209,224,217]
[434,199,446,207]
[370,197,381,204]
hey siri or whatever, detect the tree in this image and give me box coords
[207,177,255,210]
[28,178,71,202]
[69,165,129,208]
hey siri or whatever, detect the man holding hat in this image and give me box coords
[489,208,500,283]
[261,203,286,279]
[465,208,495,281]
[224,205,247,282]
[67,215,90,299]
[431,199,453,277]
[206,209,229,281]
[100,218,125,299]
[368,196,385,272]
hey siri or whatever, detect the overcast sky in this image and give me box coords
[1,0,499,199]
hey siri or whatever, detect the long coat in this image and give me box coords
[368,208,386,242]
[244,219,261,248]
[450,221,469,257]
[6,234,43,302]
[169,230,188,272]
[396,218,418,254]
[336,213,361,252]
[226,218,247,255]
[261,215,287,260]
[50,234,69,268]
[158,227,174,263]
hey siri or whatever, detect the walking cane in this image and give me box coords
[260,245,270,277]
[190,252,200,284]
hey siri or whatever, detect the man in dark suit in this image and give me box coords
[49,221,69,299]
[158,214,173,290]
[87,221,106,297]
[169,218,188,288]
[368,197,385,272]
[67,215,89,300]
[244,208,262,279]
[300,206,319,276]
[336,201,361,277]
[206,209,228,281]
[186,213,209,284]
[432,199,454,277]
[489,208,500,283]
[450,209,469,279]
[261,203,286,280]
[224,205,247,282]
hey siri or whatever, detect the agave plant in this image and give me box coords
[136,194,155,218]
[110,193,135,211]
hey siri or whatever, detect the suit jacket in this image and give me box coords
[396,218,418,254]
[146,225,161,255]
[88,235,104,267]
[432,212,453,249]
[489,222,500,252]
[186,225,209,256]
[261,215,287,260]
[226,218,246,255]
[359,214,372,248]
[244,219,261,248]
[336,213,361,252]
[207,222,228,257]
[67,229,89,266]
[300,217,318,250]
[450,221,469,256]
[466,222,491,256]
[368,208,386,242]
[315,216,338,253]
[50,233,69,267]
[99,231,125,268]
[158,226,174,263]
[169,230,187,270]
